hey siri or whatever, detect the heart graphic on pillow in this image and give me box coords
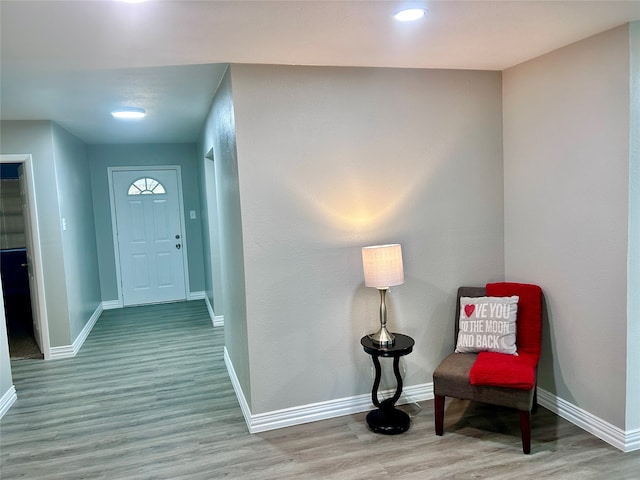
[464,304,475,318]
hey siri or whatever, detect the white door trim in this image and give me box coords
[107,166,190,307]
[0,154,51,359]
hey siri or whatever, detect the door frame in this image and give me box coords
[0,154,51,359]
[107,166,190,307]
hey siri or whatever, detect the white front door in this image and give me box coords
[112,169,187,306]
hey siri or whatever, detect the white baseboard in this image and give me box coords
[224,347,252,430]
[224,347,431,434]
[204,295,215,325]
[49,345,75,359]
[0,386,17,419]
[102,300,121,310]
[49,303,102,360]
[204,295,224,327]
[625,429,640,453]
[248,384,432,434]
[538,388,639,452]
[221,359,638,453]
[249,392,374,433]
[403,382,434,404]
[188,291,206,301]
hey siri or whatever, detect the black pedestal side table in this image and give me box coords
[360,333,415,434]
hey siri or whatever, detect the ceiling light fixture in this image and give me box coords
[394,8,427,22]
[111,107,146,119]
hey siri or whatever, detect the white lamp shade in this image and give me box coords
[362,244,404,288]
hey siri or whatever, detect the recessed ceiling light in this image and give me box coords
[394,8,427,22]
[111,107,146,119]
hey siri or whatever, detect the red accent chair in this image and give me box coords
[432,282,543,454]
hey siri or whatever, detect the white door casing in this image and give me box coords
[110,167,188,306]
[18,164,43,353]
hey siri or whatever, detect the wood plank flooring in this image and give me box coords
[1,301,639,479]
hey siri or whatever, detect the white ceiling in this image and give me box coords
[1,0,639,144]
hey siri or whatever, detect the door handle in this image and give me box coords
[176,244,181,250]
[21,263,28,267]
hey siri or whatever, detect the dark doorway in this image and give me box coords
[1,163,42,359]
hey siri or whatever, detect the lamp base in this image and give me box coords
[368,326,395,346]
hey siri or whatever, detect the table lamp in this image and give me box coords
[362,244,404,346]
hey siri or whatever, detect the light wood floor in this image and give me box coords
[1,301,638,479]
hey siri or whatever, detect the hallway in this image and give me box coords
[1,301,240,479]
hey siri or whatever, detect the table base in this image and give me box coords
[366,407,410,435]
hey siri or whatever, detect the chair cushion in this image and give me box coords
[433,352,534,410]
[469,351,538,390]
[433,352,477,398]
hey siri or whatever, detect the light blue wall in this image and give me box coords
[196,142,224,317]
[0,121,101,348]
[195,149,211,306]
[0,121,70,347]
[51,123,102,341]
[205,155,224,316]
[199,68,250,406]
[87,143,205,302]
[204,153,224,317]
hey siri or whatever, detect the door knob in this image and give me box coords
[176,244,181,250]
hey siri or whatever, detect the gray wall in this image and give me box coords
[195,150,213,309]
[51,123,102,341]
[199,69,251,406]
[197,132,225,317]
[0,121,70,347]
[0,121,101,349]
[627,21,640,431]
[87,143,205,302]
[204,155,224,316]
[503,25,632,429]
[229,65,504,414]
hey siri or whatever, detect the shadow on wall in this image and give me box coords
[538,293,574,407]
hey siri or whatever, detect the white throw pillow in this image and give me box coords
[455,296,519,355]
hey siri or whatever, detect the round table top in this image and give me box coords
[360,333,414,357]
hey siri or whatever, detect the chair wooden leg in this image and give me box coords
[532,386,538,414]
[434,395,445,436]
[519,410,531,454]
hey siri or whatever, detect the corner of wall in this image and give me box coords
[626,20,640,432]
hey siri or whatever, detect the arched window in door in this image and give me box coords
[127,177,166,195]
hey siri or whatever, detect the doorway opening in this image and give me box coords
[0,163,40,358]
[0,155,49,360]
